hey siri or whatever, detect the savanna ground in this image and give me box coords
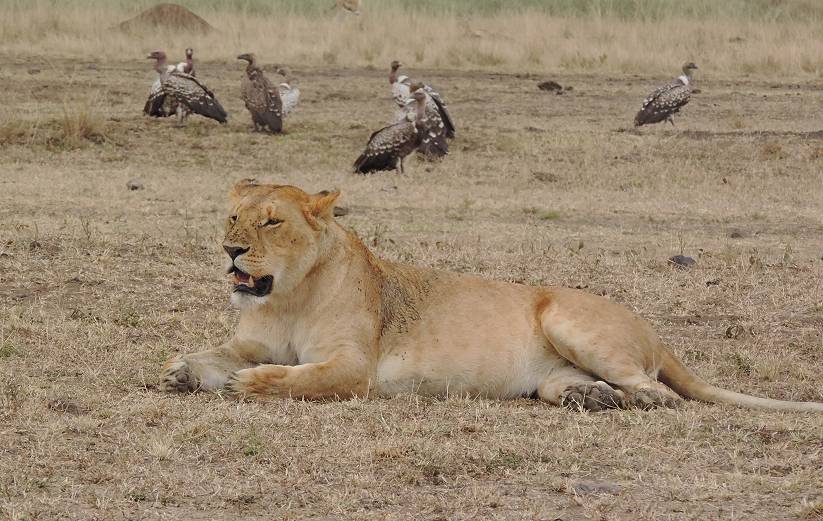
[2,1,823,520]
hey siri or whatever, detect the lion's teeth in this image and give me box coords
[248,275,254,286]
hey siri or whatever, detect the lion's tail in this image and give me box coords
[658,346,823,412]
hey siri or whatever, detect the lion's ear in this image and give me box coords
[303,190,340,229]
[229,178,259,204]
[308,190,340,219]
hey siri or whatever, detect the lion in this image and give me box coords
[159,179,823,413]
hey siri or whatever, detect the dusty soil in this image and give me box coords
[1,57,822,520]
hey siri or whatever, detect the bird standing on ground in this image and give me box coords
[238,53,283,134]
[389,61,412,121]
[276,67,300,117]
[176,47,195,75]
[634,62,698,127]
[144,51,177,118]
[144,51,227,125]
[353,89,428,174]
[406,81,448,158]
[389,61,455,139]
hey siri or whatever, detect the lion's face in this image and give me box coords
[222,179,339,307]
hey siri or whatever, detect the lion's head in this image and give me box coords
[223,179,339,307]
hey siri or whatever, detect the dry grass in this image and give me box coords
[0,101,106,149]
[2,4,823,518]
[3,1,823,77]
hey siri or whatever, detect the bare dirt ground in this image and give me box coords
[1,57,822,520]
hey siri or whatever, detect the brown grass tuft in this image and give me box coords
[0,102,106,150]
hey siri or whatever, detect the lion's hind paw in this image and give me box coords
[561,381,625,412]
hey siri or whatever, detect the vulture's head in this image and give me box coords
[237,53,257,65]
[146,51,167,63]
[185,48,194,59]
[409,81,425,93]
[411,89,427,104]
[682,62,698,73]
[390,60,402,71]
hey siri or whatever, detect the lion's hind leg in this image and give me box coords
[539,289,683,410]
[537,366,626,412]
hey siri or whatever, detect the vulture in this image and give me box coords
[405,82,448,158]
[144,48,195,118]
[276,67,300,117]
[389,61,455,139]
[389,61,413,121]
[238,53,283,133]
[144,59,177,118]
[353,89,428,174]
[634,62,698,127]
[144,51,227,125]
[176,47,195,76]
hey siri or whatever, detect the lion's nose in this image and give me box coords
[223,245,249,260]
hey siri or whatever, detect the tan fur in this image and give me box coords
[160,181,823,412]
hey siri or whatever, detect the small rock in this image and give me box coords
[126,178,144,191]
[668,255,696,270]
[333,206,350,217]
[729,229,747,239]
[87,63,98,71]
[27,68,41,75]
[380,184,398,192]
[537,80,563,92]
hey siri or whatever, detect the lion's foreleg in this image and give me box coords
[160,340,264,393]
[225,352,370,400]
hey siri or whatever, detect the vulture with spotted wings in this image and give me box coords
[144,51,227,125]
[405,81,448,158]
[634,62,698,127]
[353,89,428,174]
[238,53,283,133]
[144,53,177,118]
[389,61,455,139]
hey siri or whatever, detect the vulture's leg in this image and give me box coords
[175,105,186,127]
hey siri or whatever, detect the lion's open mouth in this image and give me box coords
[228,266,273,297]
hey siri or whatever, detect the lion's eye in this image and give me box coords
[264,218,283,227]
[229,215,238,223]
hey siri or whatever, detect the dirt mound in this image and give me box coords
[119,3,213,34]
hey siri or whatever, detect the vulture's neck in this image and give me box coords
[389,67,399,85]
[414,98,426,126]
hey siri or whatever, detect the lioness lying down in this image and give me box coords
[160,180,823,412]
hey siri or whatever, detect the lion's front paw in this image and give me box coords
[224,366,288,400]
[160,356,197,393]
